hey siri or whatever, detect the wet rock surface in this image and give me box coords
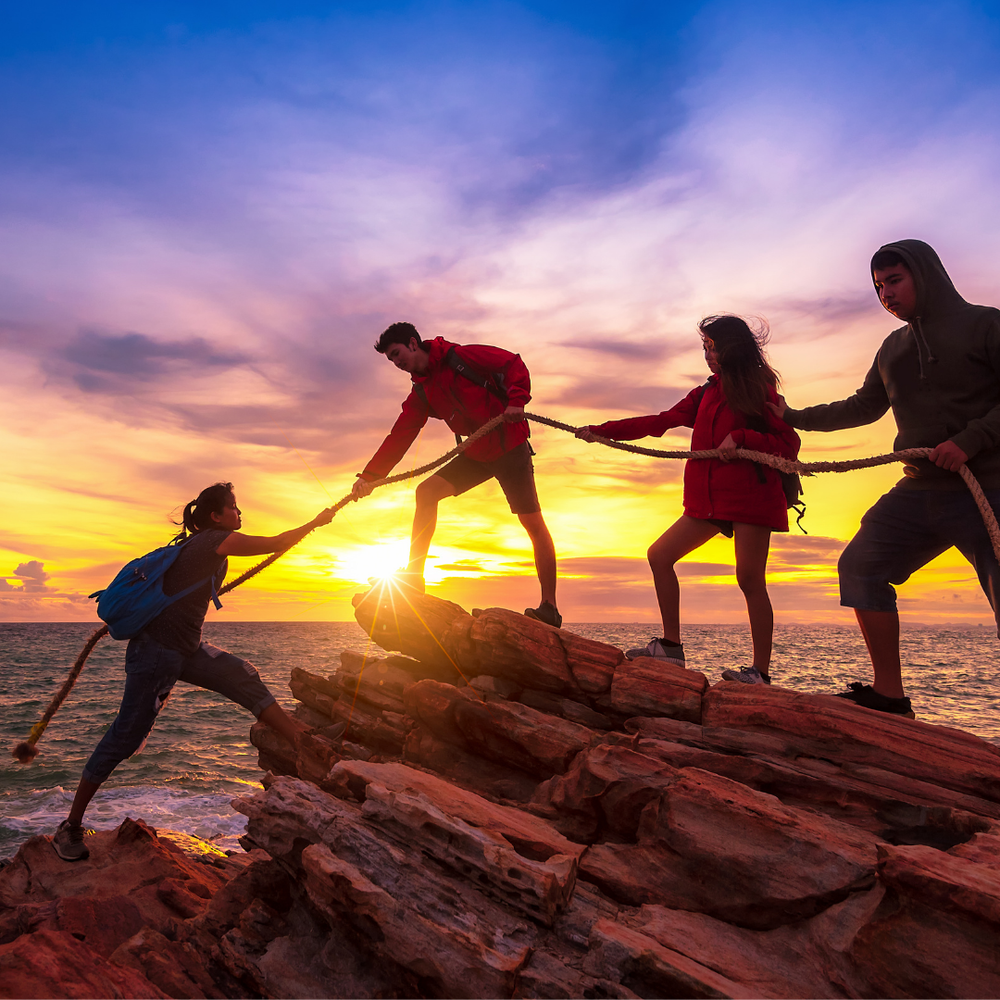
[4,586,1000,998]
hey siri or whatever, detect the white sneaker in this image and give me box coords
[625,638,685,666]
[721,666,771,685]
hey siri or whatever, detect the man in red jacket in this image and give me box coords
[351,322,561,627]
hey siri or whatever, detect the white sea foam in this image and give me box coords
[0,783,259,856]
[3,620,997,860]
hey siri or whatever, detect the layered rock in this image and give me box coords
[241,586,1000,998]
[4,584,999,998]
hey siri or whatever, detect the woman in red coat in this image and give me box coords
[577,316,800,684]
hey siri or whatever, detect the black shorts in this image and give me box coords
[707,518,735,538]
[437,442,541,515]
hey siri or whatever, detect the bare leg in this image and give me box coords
[648,517,720,643]
[733,523,774,676]
[518,511,557,605]
[855,609,905,698]
[67,777,101,826]
[407,474,458,577]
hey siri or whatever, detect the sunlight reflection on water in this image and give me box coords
[2,619,996,859]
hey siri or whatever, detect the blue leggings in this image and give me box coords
[82,632,276,785]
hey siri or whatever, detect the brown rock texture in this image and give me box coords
[4,585,999,998]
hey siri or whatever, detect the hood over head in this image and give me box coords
[871,239,966,319]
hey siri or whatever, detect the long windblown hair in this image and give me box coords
[699,315,780,416]
[173,482,234,540]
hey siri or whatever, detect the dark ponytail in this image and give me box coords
[174,482,234,540]
[699,315,779,417]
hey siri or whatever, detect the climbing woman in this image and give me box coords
[51,482,335,861]
[577,316,800,685]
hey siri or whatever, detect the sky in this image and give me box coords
[2,0,1000,626]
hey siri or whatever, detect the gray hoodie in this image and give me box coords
[785,239,1000,489]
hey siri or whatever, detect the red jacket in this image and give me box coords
[362,337,532,480]
[590,377,801,531]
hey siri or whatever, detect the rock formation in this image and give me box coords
[3,581,1000,998]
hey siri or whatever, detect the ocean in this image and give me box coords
[2,620,998,861]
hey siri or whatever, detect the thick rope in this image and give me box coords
[15,409,998,761]
[12,414,510,762]
[534,412,1000,569]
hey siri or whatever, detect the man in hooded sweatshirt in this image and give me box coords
[771,239,1000,717]
[352,322,561,628]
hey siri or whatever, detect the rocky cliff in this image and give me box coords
[3,584,1000,998]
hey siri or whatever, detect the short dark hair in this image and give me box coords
[375,322,423,354]
[871,249,908,271]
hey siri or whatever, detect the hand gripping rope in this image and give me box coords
[13,411,1000,762]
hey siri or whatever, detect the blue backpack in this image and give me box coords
[89,538,223,640]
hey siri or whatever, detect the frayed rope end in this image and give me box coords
[12,742,38,764]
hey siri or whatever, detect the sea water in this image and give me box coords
[2,621,998,860]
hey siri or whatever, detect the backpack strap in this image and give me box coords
[413,346,511,447]
[444,346,510,404]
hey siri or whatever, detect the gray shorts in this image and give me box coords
[838,485,1000,630]
[82,632,276,785]
[437,442,541,515]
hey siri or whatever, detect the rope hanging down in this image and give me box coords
[13,410,1000,763]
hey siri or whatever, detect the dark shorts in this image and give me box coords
[82,633,276,785]
[838,485,1000,631]
[707,519,735,538]
[436,442,541,515]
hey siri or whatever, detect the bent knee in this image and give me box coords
[414,479,445,505]
[736,573,768,595]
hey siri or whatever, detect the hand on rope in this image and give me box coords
[11,413,512,763]
[14,406,999,765]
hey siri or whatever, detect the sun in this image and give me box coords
[334,539,412,586]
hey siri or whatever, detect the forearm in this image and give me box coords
[591,411,679,441]
[785,396,889,432]
[218,515,329,557]
[785,355,889,432]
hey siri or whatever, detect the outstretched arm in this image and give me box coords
[781,354,889,431]
[216,507,334,557]
[352,389,431,495]
[576,385,706,442]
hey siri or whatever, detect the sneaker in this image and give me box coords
[524,601,563,629]
[313,721,347,741]
[722,666,771,685]
[625,638,685,666]
[52,820,90,862]
[835,682,914,718]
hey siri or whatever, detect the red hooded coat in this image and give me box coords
[362,337,531,480]
[590,376,800,530]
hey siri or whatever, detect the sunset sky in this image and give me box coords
[3,1,1000,626]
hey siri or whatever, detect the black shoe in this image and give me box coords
[525,601,562,629]
[625,638,685,666]
[835,682,914,718]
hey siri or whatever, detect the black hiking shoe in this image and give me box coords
[525,601,562,629]
[835,682,914,718]
[625,638,685,666]
[52,820,90,862]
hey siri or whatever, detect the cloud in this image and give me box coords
[558,337,687,361]
[550,376,693,415]
[48,329,252,393]
[769,535,844,571]
[13,560,50,591]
